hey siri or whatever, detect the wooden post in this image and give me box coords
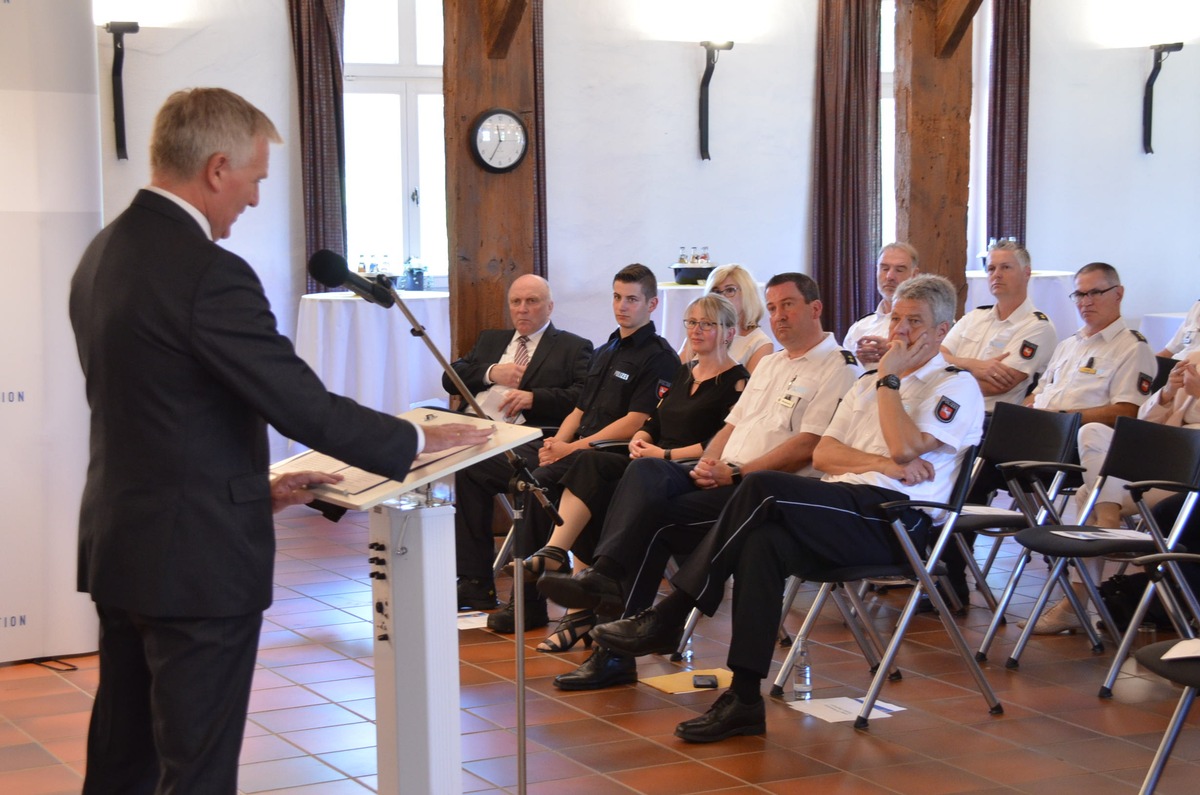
[894,0,980,313]
[444,0,542,357]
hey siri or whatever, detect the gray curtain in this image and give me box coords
[812,0,882,342]
[287,0,347,294]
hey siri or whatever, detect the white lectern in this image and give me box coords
[273,408,541,794]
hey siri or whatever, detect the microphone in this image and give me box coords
[307,250,395,308]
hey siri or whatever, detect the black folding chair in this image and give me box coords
[1122,551,1200,794]
[1007,418,1200,673]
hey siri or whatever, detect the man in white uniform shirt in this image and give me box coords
[540,273,861,690]
[591,275,984,742]
[1021,262,1157,633]
[1158,298,1200,360]
[942,240,1057,411]
[843,241,920,364]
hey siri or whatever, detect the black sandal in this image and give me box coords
[537,609,595,653]
[506,545,570,578]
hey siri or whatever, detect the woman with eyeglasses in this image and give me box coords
[512,294,749,652]
[678,263,774,373]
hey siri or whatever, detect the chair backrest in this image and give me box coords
[947,445,981,513]
[1100,416,1200,487]
[978,402,1082,470]
[1152,355,1177,394]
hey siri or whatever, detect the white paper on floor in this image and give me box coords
[457,611,490,629]
[786,696,905,722]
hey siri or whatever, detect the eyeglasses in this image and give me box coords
[1068,285,1119,303]
[682,319,718,331]
[711,285,739,298]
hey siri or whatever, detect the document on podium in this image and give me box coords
[271,407,542,511]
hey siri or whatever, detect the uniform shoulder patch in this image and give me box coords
[858,369,879,380]
[841,350,859,366]
[1034,311,1049,321]
[656,379,671,400]
[935,396,960,423]
[1137,372,1152,395]
[1131,329,1148,343]
[1020,340,1038,360]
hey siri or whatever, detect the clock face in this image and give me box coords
[471,109,528,173]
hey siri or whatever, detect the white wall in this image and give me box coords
[93,0,303,459]
[543,0,818,346]
[1028,0,1200,329]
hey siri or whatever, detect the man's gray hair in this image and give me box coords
[1077,262,1121,286]
[988,239,1032,270]
[894,274,956,327]
[151,88,281,180]
[878,241,919,269]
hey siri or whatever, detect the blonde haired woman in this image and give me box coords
[515,294,749,651]
[678,263,773,373]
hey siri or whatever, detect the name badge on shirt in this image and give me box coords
[1079,357,1097,375]
[778,378,810,408]
[614,370,630,381]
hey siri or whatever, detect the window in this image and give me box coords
[343,0,447,280]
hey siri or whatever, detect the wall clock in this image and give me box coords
[470,108,528,173]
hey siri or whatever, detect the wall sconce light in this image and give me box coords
[698,41,733,160]
[105,21,140,160]
[1143,42,1182,154]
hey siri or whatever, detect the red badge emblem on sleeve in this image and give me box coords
[935,396,960,423]
[1020,340,1037,360]
[657,380,671,400]
[1137,373,1152,395]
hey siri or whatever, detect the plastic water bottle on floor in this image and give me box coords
[792,640,813,701]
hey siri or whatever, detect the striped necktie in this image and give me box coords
[514,335,530,367]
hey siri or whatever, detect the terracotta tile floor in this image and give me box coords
[3,506,1200,794]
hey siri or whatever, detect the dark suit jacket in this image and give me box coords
[69,190,419,617]
[443,324,593,428]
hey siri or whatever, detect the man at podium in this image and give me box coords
[68,88,489,795]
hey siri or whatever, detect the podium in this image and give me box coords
[273,408,541,794]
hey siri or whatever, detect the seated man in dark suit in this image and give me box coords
[592,274,984,742]
[455,263,680,631]
[446,274,593,609]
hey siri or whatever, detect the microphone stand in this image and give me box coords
[375,276,559,795]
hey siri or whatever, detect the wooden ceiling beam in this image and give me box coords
[935,0,982,57]
[485,0,528,60]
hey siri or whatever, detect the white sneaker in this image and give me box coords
[1018,596,1084,635]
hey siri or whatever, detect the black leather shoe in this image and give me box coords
[486,585,549,633]
[591,608,684,658]
[457,577,498,610]
[538,567,624,614]
[675,690,766,743]
[553,647,637,691]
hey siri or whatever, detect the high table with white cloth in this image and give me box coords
[294,290,452,414]
[965,270,1077,337]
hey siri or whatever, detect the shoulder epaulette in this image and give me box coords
[945,365,967,373]
[975,304,994,311]
[840,350,859,366]
[1034,311,1049,321]
[858,369,878,380]
[1131,329,1148,343]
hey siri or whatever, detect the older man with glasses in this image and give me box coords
[1020,261,1157,634]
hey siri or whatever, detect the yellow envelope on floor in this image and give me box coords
[639,668,732,694]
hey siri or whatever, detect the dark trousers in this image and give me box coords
[667,472,926,678]
[591,458,735,615]
[84,605,262,795]
[453,440,577,579]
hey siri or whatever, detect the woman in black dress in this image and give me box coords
[514,293,749,651]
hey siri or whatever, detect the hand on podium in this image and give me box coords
[271,470,345,513]
[423,422,494,453]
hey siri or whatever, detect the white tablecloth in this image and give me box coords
[965,270,1078,338]
[1139,312,1186,353]
[295,291,452,416]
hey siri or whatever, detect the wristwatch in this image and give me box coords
[727,463,743,485]
[876,374,901,391]
[663,448,672,461]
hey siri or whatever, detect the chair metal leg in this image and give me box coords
[956,533,999,611]
[777,575,801,647]
[856,521,1002,729]
[831,585,889,674]
[980,533,1004,579]
[670,607,702,662]
[1138,687,1195,795]
[977,547,1031,661]
[492,524,515,579]
[770,582,833,696]
[1006,557,1071,668]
